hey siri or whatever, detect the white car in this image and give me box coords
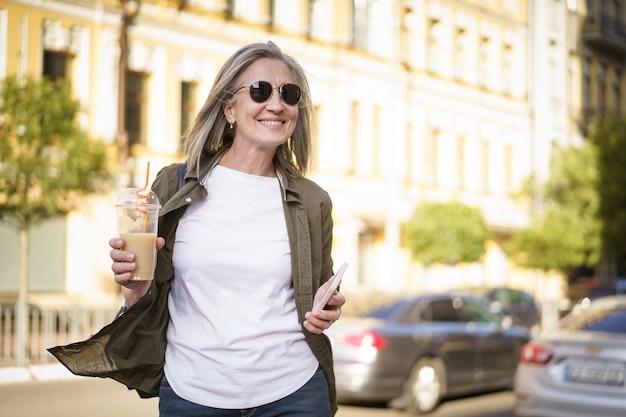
[514,295,626,417]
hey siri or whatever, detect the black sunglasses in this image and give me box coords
[235,81,302,106]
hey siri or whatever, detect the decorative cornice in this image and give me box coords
[7,0,120,26]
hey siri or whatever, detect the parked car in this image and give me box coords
[513,295,626,417]
[455,287,541,335]
[486,288,541,333]
[327,293,530,414]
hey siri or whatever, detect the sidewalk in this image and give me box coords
[0,363,76,384]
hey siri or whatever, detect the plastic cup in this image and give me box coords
[115,188,160,281]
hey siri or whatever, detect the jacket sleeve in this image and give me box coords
[46,163,186,398]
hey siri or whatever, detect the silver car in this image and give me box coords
[327,293,530,414]
[514,295,626,417]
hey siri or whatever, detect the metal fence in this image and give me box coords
[0,302,118,367]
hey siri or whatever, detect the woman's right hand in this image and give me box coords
[109,237,165,306]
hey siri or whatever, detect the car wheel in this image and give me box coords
[404,357,446,414]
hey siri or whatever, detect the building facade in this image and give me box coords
[1,0,598,308]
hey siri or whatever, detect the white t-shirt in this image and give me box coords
[164,165,319,408]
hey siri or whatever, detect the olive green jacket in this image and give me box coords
[49,151,337,415]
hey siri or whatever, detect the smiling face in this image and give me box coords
[223,58,299,154]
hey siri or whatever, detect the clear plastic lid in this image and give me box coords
[115,188,160,207]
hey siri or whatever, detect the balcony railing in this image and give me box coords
[0,302,117,367]
[583,11,626,54]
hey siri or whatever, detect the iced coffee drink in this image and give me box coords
[115,187,160,281]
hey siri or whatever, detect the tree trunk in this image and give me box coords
[15,226,29,366]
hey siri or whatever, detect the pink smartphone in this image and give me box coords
[313,262,348,311]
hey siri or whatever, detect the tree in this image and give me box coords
[503,142,601,274]
[0,75,112,365]
[588,115,626,275]
[402,201,490,266]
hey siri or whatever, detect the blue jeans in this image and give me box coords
[158,366,330,417]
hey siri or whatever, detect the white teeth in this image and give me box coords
[260,120,282,126]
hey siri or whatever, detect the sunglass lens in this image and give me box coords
[280,84,301,105]
[249,81,273,103]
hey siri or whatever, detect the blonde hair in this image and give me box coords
[182,41,312,177]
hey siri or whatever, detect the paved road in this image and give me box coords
[0,376,515,417]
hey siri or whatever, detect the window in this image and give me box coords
[357,224,382,287]
[180,81,196,144]
[454,29,467,82]
[478,37,490,89]
[421,299,461,322]
[352,0,368,49]
[225,0,234,16]
[271,0,307,33]
[583,57,591,110]
[125,71,146,147]
[43,51,69,81]
[352,0,388,54]
[562,307,626,334]
[598,62,606,113]
[461,298,501,324]
[567,0,578,11]
[586,310,626,333]
[427,19,442,74]
[229,0,269,23]
[502,44,513,95]
[550,48,559,97]
[309,0,332,41]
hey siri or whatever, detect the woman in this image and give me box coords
[111,41,343,416]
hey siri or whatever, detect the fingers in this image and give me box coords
[110,236,153,303]
[326,292,346,308]
[109,237,124,250]
[109,237,136,285]
[303,302,343,334]
[109,237,166,283]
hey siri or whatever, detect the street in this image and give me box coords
[0,376,516,417]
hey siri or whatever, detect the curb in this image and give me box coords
[0,363,77,384]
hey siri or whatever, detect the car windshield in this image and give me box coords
[461,298,502,324]
[561,307,626,334]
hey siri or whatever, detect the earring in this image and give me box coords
[229,123,233,129]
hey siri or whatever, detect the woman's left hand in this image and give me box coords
[303,291,346,334]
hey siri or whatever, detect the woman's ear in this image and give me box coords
[223,103,234,125]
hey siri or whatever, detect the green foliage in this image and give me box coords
[0,75,112,230]
[503,142,601,272]
[504,207,596,271]
[402,201,490,265]
[588,115,626,263]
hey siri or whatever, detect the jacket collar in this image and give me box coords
[190,149,301,204]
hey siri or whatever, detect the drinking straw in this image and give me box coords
[135,162,151,233]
